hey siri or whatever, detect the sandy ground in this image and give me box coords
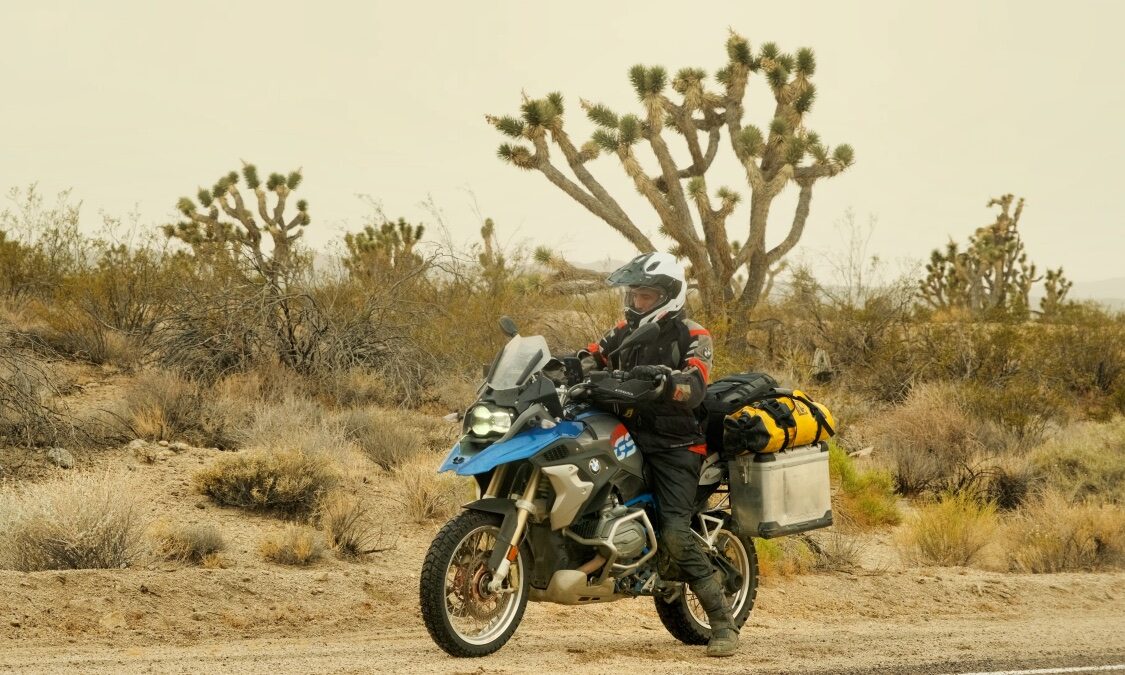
[1,566,1123,674]
[1,368,1123,673]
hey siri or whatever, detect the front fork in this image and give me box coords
[485,466,541,593]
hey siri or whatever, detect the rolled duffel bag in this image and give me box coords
[723,389,836,454]
[698,372,780,455]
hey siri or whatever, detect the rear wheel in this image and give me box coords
[420,510,529,657]
[654,527,758,645]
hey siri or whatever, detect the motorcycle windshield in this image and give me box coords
[488,335,551,390]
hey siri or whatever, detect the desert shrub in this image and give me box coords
[233,396,324,449]
[805,530,868,572]
[1003,490,1125,573]
[194,448,338,517]
[867,382,991,496]
[1035,307,1125,414]
[0,344,72,447]
[828,443,900,528]
[69,240,174,345]
[393,452,473,522]
[307,366,391,408]
[24,312,123,367]
[897,492,998,567]
[983,455,1035,510]
[332,407,422,470]
[1027,417,1125,504]
[212,365,303,405]
[151,522,226,564]
[922,322,1028,388]
[319,492,395,558]
[233,396,366,473]
[0,472,144,571]
[754,537,815,577]
[0,230,52,303]
[124,369,240,448]
[258,524,324,566]
[0,185,89,303]
[960,378,1064,447]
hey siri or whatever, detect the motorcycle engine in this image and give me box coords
[594,505,648,562]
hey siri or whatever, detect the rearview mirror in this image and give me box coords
[499,316,519,338]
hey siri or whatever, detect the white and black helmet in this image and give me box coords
[607,252,687,327]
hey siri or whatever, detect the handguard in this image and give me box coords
[582,370,665,405]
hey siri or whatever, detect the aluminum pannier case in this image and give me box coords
[728,442,833,539]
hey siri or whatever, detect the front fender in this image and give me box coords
[439,421,584,476]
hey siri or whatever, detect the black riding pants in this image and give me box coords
[643,449,715,583]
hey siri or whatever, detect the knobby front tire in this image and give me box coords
[419,510,529,657]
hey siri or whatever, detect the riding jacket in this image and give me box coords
[586,315,714,455]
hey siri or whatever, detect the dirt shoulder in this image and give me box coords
[2,567,1122,673]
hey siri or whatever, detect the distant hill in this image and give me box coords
[1069,276,1125,308]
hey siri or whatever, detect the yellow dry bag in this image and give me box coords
[722,389,836,454]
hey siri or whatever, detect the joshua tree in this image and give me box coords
[343,217,425,281]
[167,162,309,285]
[488,30,854,332]
[165,163,321,371]
[920,194,1071,318]
[477,218,514,296]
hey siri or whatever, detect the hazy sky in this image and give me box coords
[3,1,1122,282]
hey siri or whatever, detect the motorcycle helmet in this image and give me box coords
[607,252,686,327]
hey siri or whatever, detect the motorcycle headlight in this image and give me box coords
[468,405,513,437]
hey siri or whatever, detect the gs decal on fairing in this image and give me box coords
[610,424,637,460]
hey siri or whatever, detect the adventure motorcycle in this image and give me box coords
[419,317,758,657]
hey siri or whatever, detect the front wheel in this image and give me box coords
[653,527,758,645]
[420,510,529,657]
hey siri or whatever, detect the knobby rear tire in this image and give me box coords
[653,528,758,646]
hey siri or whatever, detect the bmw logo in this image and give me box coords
[588,459,601,474]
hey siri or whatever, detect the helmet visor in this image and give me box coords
[624,286,667,315]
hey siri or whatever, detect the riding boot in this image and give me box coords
[689,571,739,657]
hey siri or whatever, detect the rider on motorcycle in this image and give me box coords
[580,252,738,658]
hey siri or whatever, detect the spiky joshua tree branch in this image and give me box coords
[487,30,854,329]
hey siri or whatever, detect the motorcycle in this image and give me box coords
[419,317,758,657]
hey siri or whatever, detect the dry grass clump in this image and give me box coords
[212,365,303,405]
[125,369,243,448]
[1003,490,1125,573]
[828,443,900,529]
[194,448,338,517]
[0,472,144,571]
[307,367,391,408]
[1027,417,1125,504]
[258,524,324,566]
[806,530,869,572]
[35,315,147,371]
[333,407,423,470]
[235,397,360,460]
[393,452,473,523]
[319,492,395,558]
[233,397,367,482]
[896,492,998,567]
[150,521,226,564]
